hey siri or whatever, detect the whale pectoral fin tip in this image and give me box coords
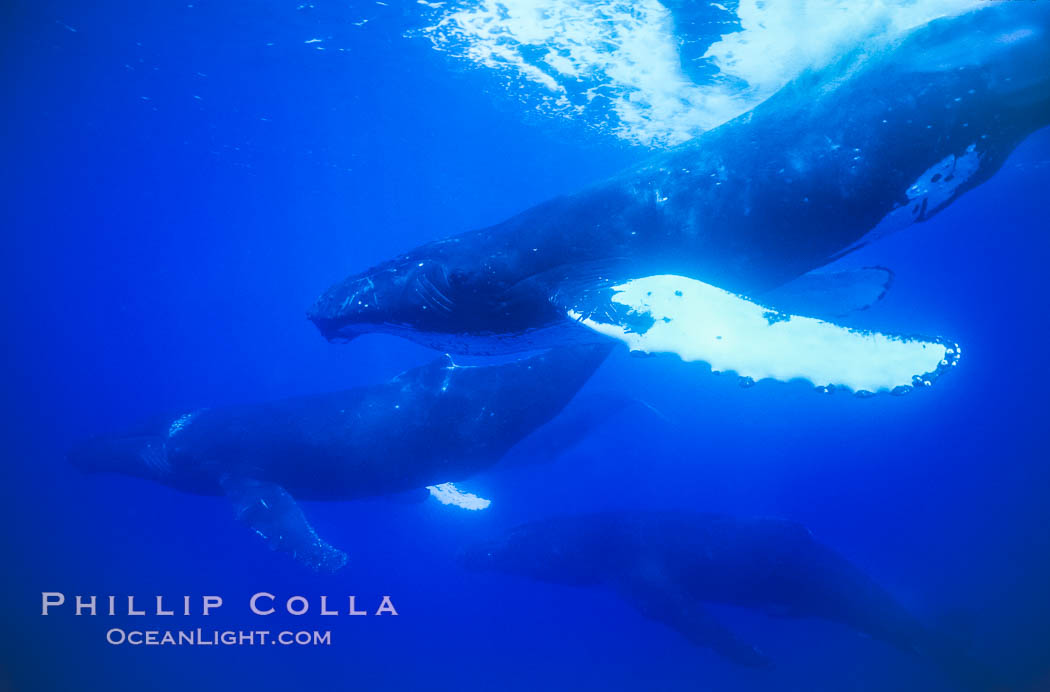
[220,475,348,572]
[618,569,772,669]
[427,482,491,510]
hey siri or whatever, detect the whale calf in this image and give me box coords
[310,3,1048,394]
[69,345,610,572]
[460,511,992,687]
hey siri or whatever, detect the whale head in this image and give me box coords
[309,249,560,352]
[308,255,461,343]
[68,434,173,481]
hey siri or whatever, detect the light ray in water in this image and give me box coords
[418,0,978,147]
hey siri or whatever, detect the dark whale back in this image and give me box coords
[162,345,612,499]
[485,2,1050,294]
[465,511,995,687]
[471,512,945,655]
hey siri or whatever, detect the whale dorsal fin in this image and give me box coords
[554,273,958,395]
[220,474,348,573]
[616,566,773,669]
[761,266,894,318]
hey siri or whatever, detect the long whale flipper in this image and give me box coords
[616,568,773,670]
[561,274,958,394]
[220,474,348,573]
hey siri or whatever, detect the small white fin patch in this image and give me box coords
[426,482,491,510]
[568,275,958,395]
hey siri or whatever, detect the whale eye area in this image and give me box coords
[449,269,468,287]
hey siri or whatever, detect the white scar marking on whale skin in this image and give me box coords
[168,411,201,438]
[426,483,491,510]
[995,28,1035,45]
[845,143,980,253]
[342,277,378,312]
[569,275,956,394]
[440,361,460,393]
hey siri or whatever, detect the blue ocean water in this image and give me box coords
[3,1,1049,690]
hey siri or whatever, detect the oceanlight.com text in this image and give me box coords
[105,628,332,646]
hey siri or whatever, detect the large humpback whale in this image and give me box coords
[460,511,992,687]
[310,3,1048,394]
[68,345,610,572]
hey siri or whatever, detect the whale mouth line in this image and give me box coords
[328,329,362,345]
[330,320,418,340]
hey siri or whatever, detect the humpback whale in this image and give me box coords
[68,345,610,572]
[460,511,992,687]
[310,3,1048,394]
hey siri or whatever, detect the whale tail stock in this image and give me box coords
[908,624,1006,692]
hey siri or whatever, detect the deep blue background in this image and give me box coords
[3,1,1049,690]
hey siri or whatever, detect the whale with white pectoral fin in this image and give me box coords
[310,3,1047,395]
[68,345,611,572]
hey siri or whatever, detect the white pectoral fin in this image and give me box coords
[426,482,491,510]
[566,275,959,395]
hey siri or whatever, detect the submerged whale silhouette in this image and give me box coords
[68,345,610,572]
[460,511,993,688]
[310,3,1048,394]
